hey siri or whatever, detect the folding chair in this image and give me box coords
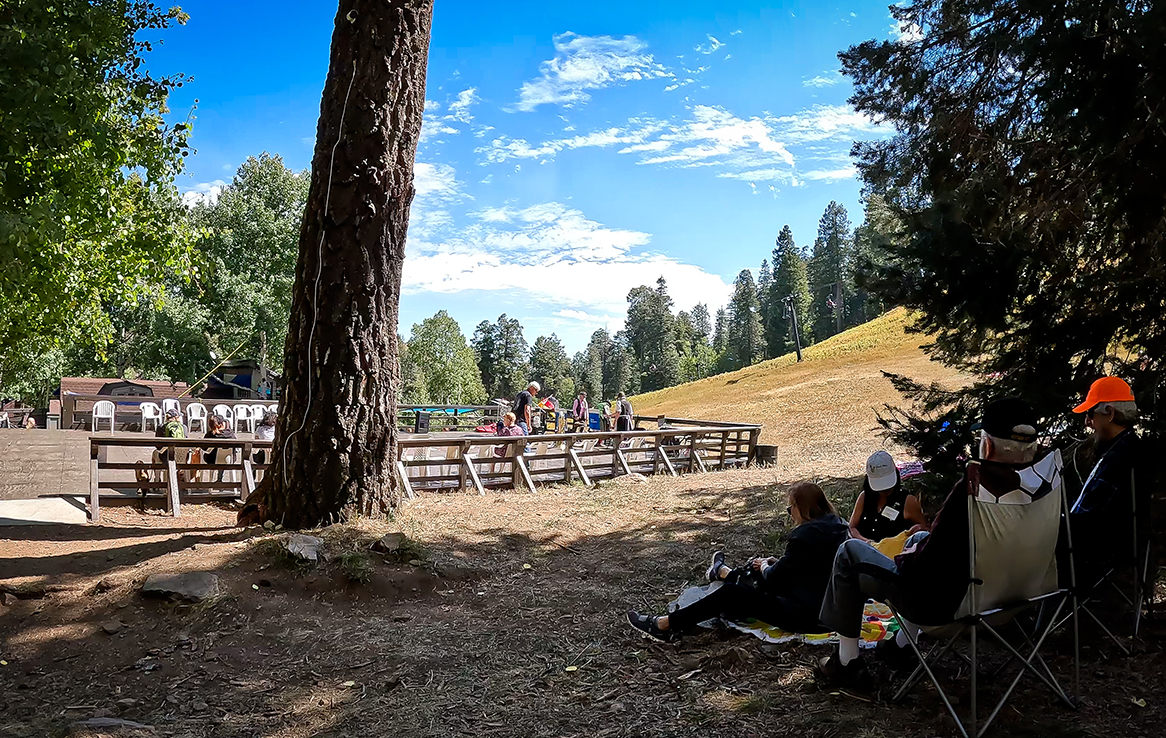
[1056,468,1154,658]
[888,450,1075,738]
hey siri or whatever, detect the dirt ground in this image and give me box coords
[2,466,1163,738]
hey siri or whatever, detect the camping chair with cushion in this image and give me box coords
[888,450,1076,738]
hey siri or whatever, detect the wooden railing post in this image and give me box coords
[748,428,761,466]
[89,440,100,524]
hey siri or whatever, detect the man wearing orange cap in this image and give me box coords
[1067,376,1142,581]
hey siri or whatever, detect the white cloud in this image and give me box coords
[801,167,857,181]
[802,70,843,88]
[640,105,795,168]
[730,29,743,36]
[889,4,924,44]
[478,123,666,163]
[694,34,724,55]
[404,182,730,320]
[514,32,670,111]
[180,179,227,207]
[775,104,891,143]
[446,87,478,123]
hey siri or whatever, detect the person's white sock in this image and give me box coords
[839,636,860,666]
[896,619,920,648]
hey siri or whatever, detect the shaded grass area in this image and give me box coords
[3,468,1161,738]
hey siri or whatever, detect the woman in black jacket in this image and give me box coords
[627,482,850,642]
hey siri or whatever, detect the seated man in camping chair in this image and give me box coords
[816,397,1055,684]
[1063,376,1145,589]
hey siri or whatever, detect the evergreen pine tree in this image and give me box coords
[725,269,766,370]
[757,258,773,356]
[624,278,681,391]
[769,225,812,354]
[808,202,853,341]
[841,0,1166,477]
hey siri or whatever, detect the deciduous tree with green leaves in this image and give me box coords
[0,1,194,396]
[408,311,486,405]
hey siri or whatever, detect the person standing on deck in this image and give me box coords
[513,381,540,434]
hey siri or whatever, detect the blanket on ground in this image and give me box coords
[669,584,899,648]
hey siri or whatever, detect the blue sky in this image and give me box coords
[154,1,907,353]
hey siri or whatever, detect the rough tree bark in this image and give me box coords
[240,0,434,528]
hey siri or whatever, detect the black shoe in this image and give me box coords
[875,638,918,671]
[706,551,725,583]
[815,652,867,687]
[626,611,679,644]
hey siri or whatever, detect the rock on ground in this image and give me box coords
[139,572,220,603]
[372,532,407,553]
[284,534,323,562]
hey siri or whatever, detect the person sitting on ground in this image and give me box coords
[156,408,186,440]
[1063,376,1143,585]
[849,450,928,544]
[513,381,539,433]
[23,414,36,429]
[817,397,1045,685]
[626,482,850,642]
[494,411,526,457]
[571,390,589,432]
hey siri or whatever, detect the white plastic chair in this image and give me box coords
[250,404,269,423]
[161,398,181,417]
[140,402,163,432]
[235,404,255,433]
[186,402,208,433]
[211,404,234,429]
[92,400,116,432]
[267,404,278,413]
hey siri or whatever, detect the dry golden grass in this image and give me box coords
[633,308,968,481]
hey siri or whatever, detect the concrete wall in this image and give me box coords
[0,429,90,500]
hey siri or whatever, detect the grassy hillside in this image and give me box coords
[633,308,966,480]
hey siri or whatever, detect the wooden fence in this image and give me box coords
[396,420,763,496]
[88,436,271,522]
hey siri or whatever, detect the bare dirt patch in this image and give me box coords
[2,467,1163,738]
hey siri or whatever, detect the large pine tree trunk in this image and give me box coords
[241,0,433,528]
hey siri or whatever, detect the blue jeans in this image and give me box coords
[819,532,930,638]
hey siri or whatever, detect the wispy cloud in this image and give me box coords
[775,104,891,143]
[693,34,724,55]
[476,101,889,195]
[514,32,670,111]
[801,166,857,181]
[802,70,843,88]
[446,87,478,123]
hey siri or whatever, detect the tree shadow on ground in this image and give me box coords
[0,473,1160,738]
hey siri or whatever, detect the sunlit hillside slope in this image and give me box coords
[632,308,967,480]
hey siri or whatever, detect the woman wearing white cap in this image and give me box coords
[848,450,928,543]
